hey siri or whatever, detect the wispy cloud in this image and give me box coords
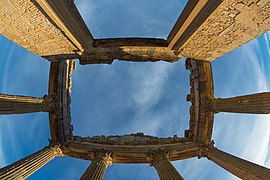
[128,63,170,109]
[240,115,270,167]
[74,0,96,30]
[0,36,16,92]
[238,33,270,168]
[75,0,188,38]
[263,32,270,57]
[71,60,189,138]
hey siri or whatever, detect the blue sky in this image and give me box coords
[0,0,269,179]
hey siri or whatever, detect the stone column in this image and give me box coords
[0,93,52,114]
[213,92,270,114]
[204,146,270,180]
[0,145,63,180]
[80,151,112,180]
[150,151,183,180]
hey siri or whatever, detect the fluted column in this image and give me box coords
[204,146,270,180]
[150,151,183,180]
[0,145,64,180]
[213,92,270,114]
[80,151,112,180]
[0,93,53,114]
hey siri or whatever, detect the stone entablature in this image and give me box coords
[186,58,214,144]
[48,60,75,143]
[81,43,182,64]
[177,0,270,60]
[1,0,269,64]
[80,38,182,64]
[62,140,199,163]
[0,0,84,57]
[35,0,94,51]
[71,133,189,145]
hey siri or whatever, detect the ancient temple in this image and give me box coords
[0,0,270,179]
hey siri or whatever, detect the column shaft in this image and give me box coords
[0,93,50,114]
[150,152,183,180]
[80,152,112,180]
[0,146,56,179]
[207,147,270,180]
[214,92,270,114]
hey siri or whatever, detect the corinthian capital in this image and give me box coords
[52,144,64,158]
[94,151,113,166]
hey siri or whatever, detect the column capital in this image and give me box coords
[44,95,59,113]
[149,150,184,180]
[80,151,113,180]
[203,97,215,113]
[94,151,113,166]
[149,150,169,166]
[198,140,215,159]
[51,144,64,158]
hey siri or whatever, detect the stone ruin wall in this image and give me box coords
[0,0,78,56]
[180,0,270,61]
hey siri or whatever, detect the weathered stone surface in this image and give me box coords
[214,92,270,114]
[81,40,182,64]
[62,141,200,163]
[0,145,63,180]
[0,93,50,114]
[202,146,270,180]
[48,60,75,143]
[186,59,214,144]
[169,0,270,61]
[72,133,188,145]
[0,0,87,58]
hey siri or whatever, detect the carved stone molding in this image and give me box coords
[198,140,215,159]
[52,144,65,158]
[94,151,113,167]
